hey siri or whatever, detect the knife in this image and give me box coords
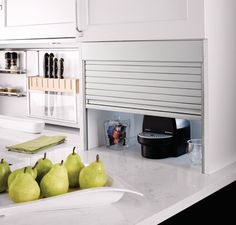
[49,53,54,78]
[43,53,49,116]
[59,58,64,79]
[48,53,54,116]
[52,58,58,117]
[57,58,64,118]
[53,58,58,79]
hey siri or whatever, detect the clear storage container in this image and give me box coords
[104,119,130,150]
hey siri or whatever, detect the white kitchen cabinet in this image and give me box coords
[82,41,203,120]
[80,29,236,175]
[81,41,204,156]
[77,0,205,41]
[0,0,78,40]
[78,0,236,176]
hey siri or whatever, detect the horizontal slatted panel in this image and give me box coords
[87,99,200,116]
[86,64,201,75]
[86,60,202,68]
[86,71,201,82]
[86,89,201,104]
[85,60,202,118]
[87,95,201,110]
[86,83,201,97]
[86,104,201,120]
[86,77,201,89]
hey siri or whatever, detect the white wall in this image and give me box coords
[204,0,236,173]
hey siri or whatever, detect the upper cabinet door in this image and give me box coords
[77,0,205,41]
[0,0,77,40]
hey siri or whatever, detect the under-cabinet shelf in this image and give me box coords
[0,69,26,75]
[28,76,79,93]
[0,91,26,97]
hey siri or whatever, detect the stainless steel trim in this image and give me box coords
[75,0,83,34]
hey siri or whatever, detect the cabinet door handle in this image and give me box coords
[75,0,83,35]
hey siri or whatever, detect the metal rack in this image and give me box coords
[0,69,26,74]
[0,91,26,97]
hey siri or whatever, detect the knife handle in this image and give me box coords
[48,53,54,78]
[59,58,64,79]
[43,53,49,78]
[53,58,58,79]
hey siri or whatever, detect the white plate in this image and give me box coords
[0,175,143,216]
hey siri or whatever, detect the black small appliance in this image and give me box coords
[137,115,190,159]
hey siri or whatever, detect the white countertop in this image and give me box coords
[0,124,80,168]
[0,126,236,225]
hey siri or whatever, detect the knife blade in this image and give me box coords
[48,53,54,116]
[52,58,59,117]
[57,58,64,119]
[43,53,49,116]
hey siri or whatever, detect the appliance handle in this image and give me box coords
[75,0,83,35]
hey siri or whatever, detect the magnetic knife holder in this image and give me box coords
[28,76,79,93]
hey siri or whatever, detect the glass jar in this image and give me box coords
[10,52,18,71]
[5,52,11,70]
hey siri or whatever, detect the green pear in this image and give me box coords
[35,153,53,183]
[24,163,38,179]
[79,154,108,189]
[64,147,84,188]
[9,168,40,203]
[8,168,23,188]
[0,159,11,192]
[8,162,38,188]
[40,160,69,197]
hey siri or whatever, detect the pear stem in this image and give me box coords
[96,154,99,162]
[0,158,3,163]
[72,147,76,155]
[24,167,27,173]
[33,161,38,169]
[43,152,46,160]
[60,160,64,165]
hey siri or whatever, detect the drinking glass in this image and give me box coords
[187,139,202,165]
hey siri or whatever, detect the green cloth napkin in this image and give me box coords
[6,135,66,154]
